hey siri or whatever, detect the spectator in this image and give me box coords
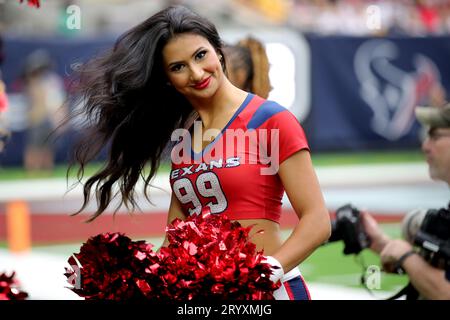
[22,49,66,173]
[223,36,272,99]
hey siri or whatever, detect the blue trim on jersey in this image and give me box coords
[247,100,285,130]
[286,276,310,300]
[191,93,254,161]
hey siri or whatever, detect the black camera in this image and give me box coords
[327,203,371,255]
[387,204,450,299]
[403,204,450,269]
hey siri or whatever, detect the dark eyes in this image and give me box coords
[169,50,208,73]
[195,50,207,60]
[170,64,183,72]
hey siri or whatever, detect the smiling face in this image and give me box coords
[162,33,224,102]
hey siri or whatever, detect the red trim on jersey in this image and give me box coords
[284,281,296,300]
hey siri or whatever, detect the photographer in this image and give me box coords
[361,103,450,300]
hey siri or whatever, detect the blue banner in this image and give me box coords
[302,35,450,151]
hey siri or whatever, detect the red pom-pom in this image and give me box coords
[160,212,280,300]
[0,272,29,300]
[19,0,40,8]
[66,213,280,300]
[64,232,161,300]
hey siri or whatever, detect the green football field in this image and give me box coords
[0,149,424,181]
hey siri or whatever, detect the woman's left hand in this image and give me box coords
[264,256,284,283]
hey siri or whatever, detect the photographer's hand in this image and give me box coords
[361,212,391,254]
[380,239,413,273]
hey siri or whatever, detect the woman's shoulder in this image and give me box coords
[245,97,292,130]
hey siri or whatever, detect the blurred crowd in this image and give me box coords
[1,0,450,37]
[287,0,450,36]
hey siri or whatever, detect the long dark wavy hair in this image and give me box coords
[67,5,226,221]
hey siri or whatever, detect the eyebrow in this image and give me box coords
[167,47,206,68]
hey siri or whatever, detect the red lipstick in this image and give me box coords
[193,76,211,90]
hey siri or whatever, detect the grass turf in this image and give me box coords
[0,150,424,181]
[301,223,408,294]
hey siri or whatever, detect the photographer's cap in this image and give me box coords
[415,103,450,128]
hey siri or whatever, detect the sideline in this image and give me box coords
[0,162,438,202]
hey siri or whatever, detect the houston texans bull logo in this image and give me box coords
[354,39,443,141]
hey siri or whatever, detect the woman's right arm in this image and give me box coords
[160,192,186,248]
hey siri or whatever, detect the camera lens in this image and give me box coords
[401,208,427,244]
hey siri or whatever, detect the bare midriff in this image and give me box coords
[236,218,283,256]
